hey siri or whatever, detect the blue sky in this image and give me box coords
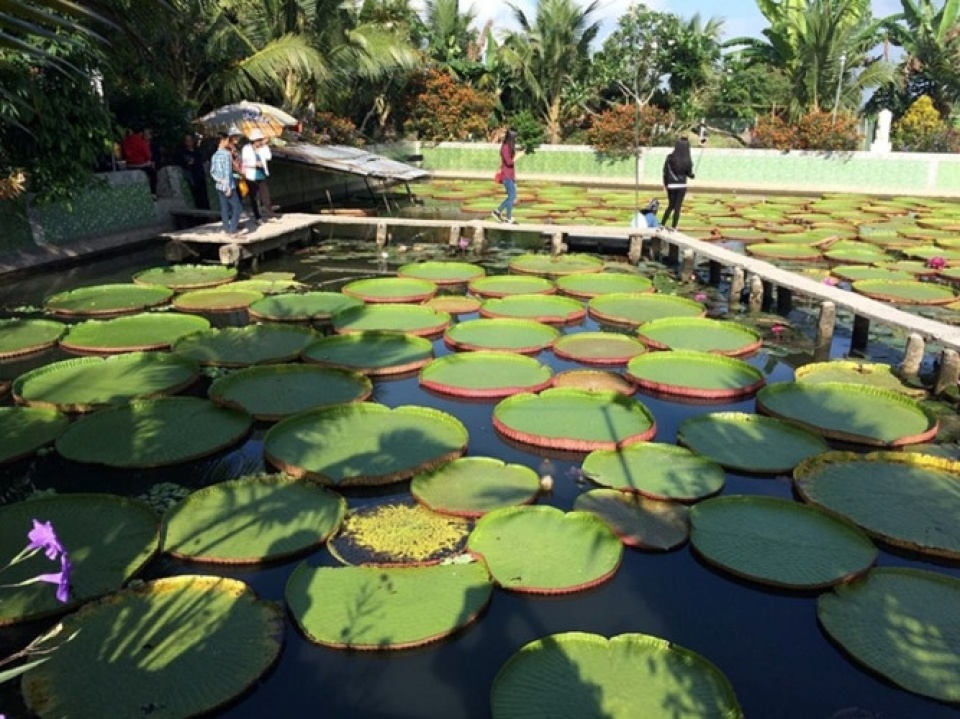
[447,0,906,43]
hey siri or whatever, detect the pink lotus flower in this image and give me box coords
[927,256,947,270]
[823,276,839,286]
[771,324,786,336]
[694,293,707,302]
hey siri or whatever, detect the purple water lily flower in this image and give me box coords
[927,256,947,270]
[35,553,72,604]
[27,519,64,561]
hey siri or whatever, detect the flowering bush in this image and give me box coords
[585,103,672,158]
[404,69,496,142]
[751,110,860,151]
[893,96,960,153]
[304,112,363,146]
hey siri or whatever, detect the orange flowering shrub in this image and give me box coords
[585,103,672,157]
[752,110,860,151]
[405,69,496,141]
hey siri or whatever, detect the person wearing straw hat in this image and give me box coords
[241,128,267,226]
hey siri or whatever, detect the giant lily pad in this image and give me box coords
[0,493,159,625]
[581,443,725,501]
[746,243,822,261]
[286,562,492,650]
[172,324,318,367]
[468,275,555,298]
[13,352,199,412]
[247,291,363,322]
[794,360,925,397]
[22,575,283,718]
[342,277,438,303]
[555,272,654,299]
[627,350,765,400]
[162,474,345,563]
[830,264,914,282]
[208,364,372,421]
[60,313,211,354]
[44,283,172,316]
[0,406,70,465]
[55,397,252,468]
[508,253,604,276]
[327,498,472,565]
[132,264,237,289]
[690,496,876,589]
[468,506,622,593]
[0,318,65,359]
[573,490,690,551]
[480,294,586,325]
[551,369,635,395]
[172,287,264,312]
[637,318,763,357]
[677,412,829,474]
[420,351,553,398]
[444,318,560,354]
[332,303,451,338]
[494,388,656,451]
[794,451,960,558]
[491,632,743,719]
[398,261,485,285]
[756,381,938,446]
[265,403,468,486]
[852,279,957,305]
[302,331,434,375]
[588,293,705,327]
[412,457,540,517]
[552,332,647,366]
[818,568,960,702]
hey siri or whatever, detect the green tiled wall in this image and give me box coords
[937,161,960,192]
[0,199,35,254]
[34,178,156,245]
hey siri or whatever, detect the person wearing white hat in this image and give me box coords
[240,128,267,225]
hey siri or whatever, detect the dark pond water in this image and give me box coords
[1,240,959,719]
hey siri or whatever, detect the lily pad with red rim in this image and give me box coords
[172,287,265,312]
[829,265,913,282]
[411,457,540,517]
[398,261,485,285]
[581,443,725,501]
[245,292,364,322]
[627,349,765,400]
[444,318,560,354]
[332,303,451,338]
[419,351,553,399]
[0,318,65,359]
[852,279,957,305]
[552,332,647,366]
[132,264,237,289]
[44,283,173,317]
[60,313,211,354]
[424,295,482,315]
[746,243,822,261]
[588,293,705,327]
[342,277,438,303]
[508,253,604,276]
[794,360,925,397]
[467,506,622,594]
[480,294,586,325]
[551,369,635,395]
[573,490,690,551]
[468,274,556,298]
[493,388,656,452]
[0,406,71,465]
[302,331,434,375]
[637,317,763,357]
[172,324,318,367]
[264,403,468,486]
[555,272,654,299]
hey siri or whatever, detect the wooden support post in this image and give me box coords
[375,222,388,249]
[649,235,662,261]
[851,314,870,355]
[729,268,745,305]
[680,249,695,283]
[708,260,722,286]
[551,232,567,257]
[667,243,680,265]
[627,235,643,265]
[471,226,486,254]
[748,275,764,313]
[815,302,836,351]
[899,333,925,377]
[761,280,774,312]
[448,224,462,248]
[218,243,243,266]
[777,287,793,315]
[934,349,960,396]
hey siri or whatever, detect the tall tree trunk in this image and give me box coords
[546,96,562,144]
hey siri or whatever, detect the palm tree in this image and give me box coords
[666,13,725,122]
[501,0,601,143]
[422,0,477,66]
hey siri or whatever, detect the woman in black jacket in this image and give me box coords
[660,137,695,230]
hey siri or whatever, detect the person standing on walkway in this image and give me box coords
[493,128,519,224]
[661,136,695,230]
[210,132,242,236]
[241,129,267,225]
[177,133,209,209]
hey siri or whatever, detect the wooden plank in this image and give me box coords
[158,213,325,245]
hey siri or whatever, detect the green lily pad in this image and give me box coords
[0,318,65,359]
[852,279,957,305]
[468,506,622,593]
[286,562,492,650]
[829,265,913,282]
[0,493,159,625]
[904,245,960,262]
[398,261,485,285]
[552,332,647,366]
[627,350,765,400]
[677,412,829,474]
[55,397,252,468]
[60,313,211,354]
[22,575,283,718]
[247,291,363,322]
[746,243,822,261]
[44,283,172,316]
[342,277,438,303]
[468,275,556,298]
[229,277,305,294]
[581,443,725,501]
[491,631,743,719]
[302,331,434,376]
[690,496,876,589]
[555,272,654,299]
[132,264,237,289]
[588,293,705,327]
[412,457,540,517]
[424,295,482,315]
[509,253,604,276]
[420,351,553,398]
[328,498,472,565]
[13,352,199,412]
[480,294,586,324]
[818,567,960,702]
[172,324,318,367]
[824,246,890,264]
[494,388,657,451]
[756,381,938,446]
[162,474,345,563]
[332,303,451,337]
[0,406,70,465]
[637,318,762,357]
[573,490,690,551]
[794,360,925,397]
[171,287,265,312]
[794,451,960,558]
[551,369,636,395]
[444,318,560,354]
[208,364,372,421]
[265,403,468,486]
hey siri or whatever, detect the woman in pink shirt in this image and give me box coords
[493,128,518,224]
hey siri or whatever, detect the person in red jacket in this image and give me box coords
[492,128,519,224]
[121,127,158,199]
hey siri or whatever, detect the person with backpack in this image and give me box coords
[660,137,695,231]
